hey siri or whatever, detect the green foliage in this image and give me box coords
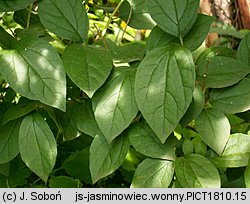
[0,0,250,188]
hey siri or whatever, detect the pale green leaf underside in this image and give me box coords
[196,108,230,155]
[210,78,250,114]
[0,119,21,164]
[38,0,89,42]
[19,113,57,182]
[175,154,221,188]
[212,133,250,168]
[0,0,36,12]
[146,0,199,37]
[0,38,66,111]
[131,158,174,188]
[93,68,138,143]
[89,134,130,184]
[135,46,195,143]
[63,44,113,98]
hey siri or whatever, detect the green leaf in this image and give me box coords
[89,134,130,184]
[2,101,37,125]
[74,100,102,138]
[60,103,81,141]
[196,47,236,65]
[119,0,156,29]
[131,158,174,188]
[49,176,80,188]
[62,147,91,184]
[182,139,194,155]
[19,112,57,182]
[93,67,138,143]
[0,156,32,188]
[0,0,36,12]
[180,85,205,127]
[210,78,250,114]
[146,0,199,37]
[212,133,250,168]
[14,9,42,28]
[245,161,250,188]
[175,154,221,188]
[128,121,175,160]
[0,119,21,164]
[182,14,215,51]
[38,0,89,42]
[146,14,215,52]
[197,56,250,88]
[237,32,250,66]
[195,108,230,155]
[0,26,17,49]
[0,38,66,111]
[63,44,113,98]
[135,46,195,143]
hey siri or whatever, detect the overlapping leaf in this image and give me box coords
[131,158,174,188]
[237,32,250,66]
[195,108,230,155]
[119,0,156,29]
[92,67,138,143]
[197,56,250,88]
[63,44,113,98]
[210,78,250,113]
[0,0,36,12]
[135,46,195,143]
[0,26,16,49]
[212,134,250,168]
[128,121,175,160]
[0,38,66,111]
[175,154,221,188]
[147,14,214,52]
[19,113,57,182]
[38,0,89,42]
[146,0,199,37]
[0,119,21,164]
[89,134,130,184]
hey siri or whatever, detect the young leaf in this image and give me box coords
[0,26,16,49]
[74,100,102,138]
[210,78,250,114]
[135,46,195,143]
[63,44,113,98]
[175,154,221,188]
[0,119,21,164]
[0,38,66,111]
[38,0,89,42]
[19,113,57,182]
[180,86,205,127]
[62,147,91,184]
[128,121,175,160]
[49,176,80,188]
[146,0,199,37]
[89,134,130,184]
[195,108,230,155]
[93,68,138,143]
[0,0,36,12]
[197,56,250,88]
[245,161,250,188]
[237,32,250,66]
[212,133,250,168]
[146,14,215,52]
[131,158,174,188]
[119,0,156,29]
